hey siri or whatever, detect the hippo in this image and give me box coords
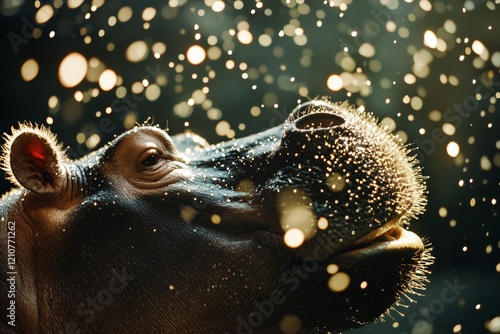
[0,99,432,334]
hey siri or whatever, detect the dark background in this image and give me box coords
[1,0,499,333]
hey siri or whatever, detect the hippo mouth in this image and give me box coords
[334,217,424,262]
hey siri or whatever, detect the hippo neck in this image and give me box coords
[1,190,42,333]
[0,163,88,333]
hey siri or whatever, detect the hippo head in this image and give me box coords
[0,99,431,333]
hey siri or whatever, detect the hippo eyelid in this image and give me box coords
[138,148,160,164]
[137,148,180,174]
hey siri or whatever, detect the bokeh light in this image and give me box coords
[58,52,88,88]
[20,59,39,82]
[186,45,206,65]
[98,69,117,91]
[126,41,149,63]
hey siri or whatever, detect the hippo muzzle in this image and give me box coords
[0,99,431,333]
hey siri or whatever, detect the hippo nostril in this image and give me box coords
[295,112,345,130]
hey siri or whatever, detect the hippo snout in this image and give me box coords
[0,99,431,334]
[263,100,426,253]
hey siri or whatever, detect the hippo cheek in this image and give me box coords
[52,193,289,324]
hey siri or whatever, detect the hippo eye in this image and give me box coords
[142,154,159,167]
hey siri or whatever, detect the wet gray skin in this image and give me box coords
[0,99,431,333]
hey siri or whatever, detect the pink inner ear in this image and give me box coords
[26,141,47,163]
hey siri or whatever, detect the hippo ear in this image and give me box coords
[2,125,67,195]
